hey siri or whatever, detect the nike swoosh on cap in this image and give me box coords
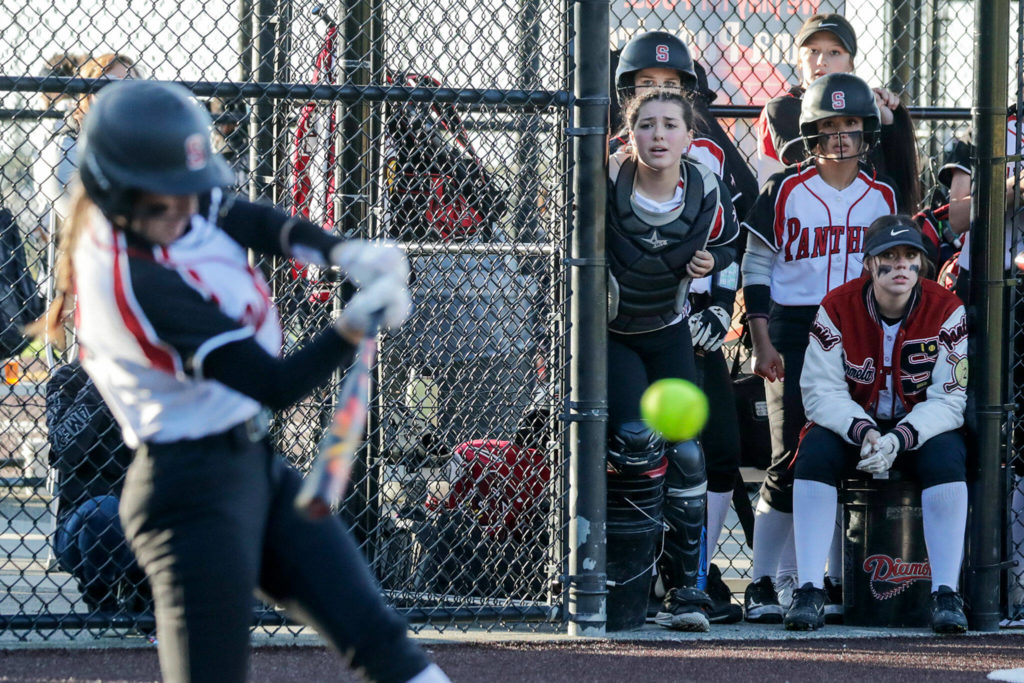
[891,229,910,235]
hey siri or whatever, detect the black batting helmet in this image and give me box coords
[614,31,697,103]
[799,73,880,156]
[79,80,234,225]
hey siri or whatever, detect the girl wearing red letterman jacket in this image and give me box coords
[785,215,968,635]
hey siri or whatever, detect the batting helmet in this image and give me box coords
[615,31,697,103]
[799,73,880,156]
[79,80,234,225]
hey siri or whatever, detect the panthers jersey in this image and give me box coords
[743,161,898,307]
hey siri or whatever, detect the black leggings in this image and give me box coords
[607,322,696,430]
[759,304,818,513]
[119,427,429,683]
[794,424,967,487]
[695,349,741,493]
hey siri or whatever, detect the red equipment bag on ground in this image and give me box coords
[428,439,551,541]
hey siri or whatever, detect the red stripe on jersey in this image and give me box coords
[771,165,819,247]
[708,204,724,242]
[917,214,940,249]
[856,170,897,214]
[933,203,949,221]
[689,138,725,172]
[112,235,180,375]
[757,107,777,162]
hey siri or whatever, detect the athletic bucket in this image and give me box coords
[606,458,666,631]
[841,478,932,627]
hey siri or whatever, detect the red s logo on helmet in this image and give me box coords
[655,45,669,63]
[184,133,208,170]
[832,91,846,110]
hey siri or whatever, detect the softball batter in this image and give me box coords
[33,80,447,683]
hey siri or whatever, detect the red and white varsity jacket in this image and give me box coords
[801,276,967,451]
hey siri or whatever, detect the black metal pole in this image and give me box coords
[249,0,277,201]
[889,0,914,96]
[567,0,608,636]
[967,0,1009,634]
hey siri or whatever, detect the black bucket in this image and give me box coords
[841,478,932,627]
[606,458,666,631]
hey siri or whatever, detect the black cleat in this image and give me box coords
[706,563,743,624]
[654,587,712,632]
[930,585,968,634]
[744,576,784,623]
[784,582,826,631]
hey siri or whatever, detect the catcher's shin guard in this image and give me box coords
[608,420,665,475]
[659,439,707,590]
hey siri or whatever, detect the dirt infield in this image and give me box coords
[1,635,1023,682]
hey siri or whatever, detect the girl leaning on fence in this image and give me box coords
[29,79,447,683]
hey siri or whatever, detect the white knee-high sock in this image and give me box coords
[706,490,732,563]
[826,503,843,580]
[776,527,797,582]
[793,479,837,589]
[922,481,968,592]
[752,497,792,580]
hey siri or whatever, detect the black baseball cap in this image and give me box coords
[795,14,857,58]
[863,215,927,256]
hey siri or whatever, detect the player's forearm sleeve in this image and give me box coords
[203,328,355,411]
[218,195,341,264]
[741,238,774,317]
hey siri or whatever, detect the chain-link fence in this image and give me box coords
[0,0,1021,641]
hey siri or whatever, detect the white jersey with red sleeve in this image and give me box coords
[742,162,899,307]
[685,139,724,297]
[74,202,283,448]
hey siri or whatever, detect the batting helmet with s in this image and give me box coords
[614,31,697,104]
[799,73,880,157]
[79,80,234,225]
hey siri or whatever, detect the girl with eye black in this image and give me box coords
[786,215,968,635]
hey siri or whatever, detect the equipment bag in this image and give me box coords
[383,73,506,242]
[730,320,772,471]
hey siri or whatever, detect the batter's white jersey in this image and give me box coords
[74,193,283,448]
[743,162,898,307]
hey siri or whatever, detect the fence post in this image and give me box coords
[967,0,1009,633]
[567,0,608,636]
[248,0,278,202]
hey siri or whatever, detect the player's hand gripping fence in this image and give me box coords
[295,315,382,520]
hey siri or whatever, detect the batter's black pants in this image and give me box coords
[120,425,430,683]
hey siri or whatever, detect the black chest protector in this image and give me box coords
[607,157,719,334]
